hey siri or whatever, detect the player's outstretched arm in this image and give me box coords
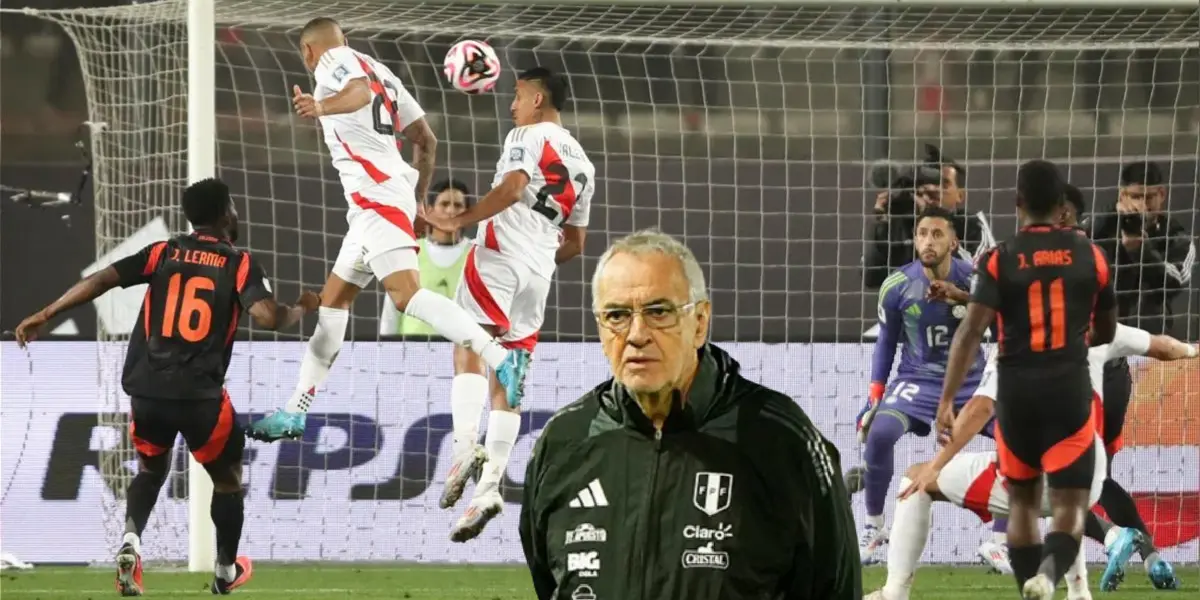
[247,292,320,331]
[936,395,995,467]
[1147,334,1200,361]
[293,79,371,118]
[554,224,586,265]
[439,171,530,231]
[401,119,437,203]
[12,266,122,347]
[937,302,992,421]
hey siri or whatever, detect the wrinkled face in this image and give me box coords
[594,252,710,395]
[915,215,956,268]
[429,188,467,234]
[510,79,543,127]
[1119,183,1165,213]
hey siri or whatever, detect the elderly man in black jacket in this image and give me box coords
[519,229,860,600]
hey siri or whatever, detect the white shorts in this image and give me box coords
[333,179,419,288]
[454,246,549,351]
[937,435,1106,522]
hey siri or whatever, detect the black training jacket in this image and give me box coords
[518,344,861,600]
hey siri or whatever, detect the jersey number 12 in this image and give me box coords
[1027,278,1066,352]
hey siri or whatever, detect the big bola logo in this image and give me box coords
[1096,360,1199,549]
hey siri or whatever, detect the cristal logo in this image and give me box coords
[683,523,733,541]
[681,542,729,570]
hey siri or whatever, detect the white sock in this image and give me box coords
[883,477,932,600]
[214,562,236,581]
[451,373,489,457]
[403,289,508,369]
[867,513,885,529]
[1103,526,1123,549]
[478,410,522,490]
[1065,544,1089,597]
[122,532,141,554]
[286,307,348,413]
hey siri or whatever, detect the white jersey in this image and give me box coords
[313,46,425,198]
[975,324,1152,403]
[476,122,595,280]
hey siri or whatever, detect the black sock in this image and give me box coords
[124,471,167,538]
[1040,532,1081,586]
[1099,479,1158,558]
[1009,544,1043,590]
[210,491,245,568]
[1084,511,1113,545]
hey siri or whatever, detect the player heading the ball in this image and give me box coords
[248,18,530,442]
[421,66,595,542]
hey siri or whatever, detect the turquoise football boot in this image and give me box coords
[495,349,532,409]
[1101,527,1138,591]
[247,410,307,442]
[1147,555,1181,590]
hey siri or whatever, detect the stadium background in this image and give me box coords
[1,0,1197,574]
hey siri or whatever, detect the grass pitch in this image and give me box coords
[1,563,1193,599]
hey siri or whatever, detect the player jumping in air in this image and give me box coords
[939,160,1119,599]
[851,206,1005,568]
[1058,184,1182,591]
[421,67,593,542]
[869,320,1198,600]
[249,18,530,442]
[13,178,319,595]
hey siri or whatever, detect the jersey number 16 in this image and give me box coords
[161,273,215,342]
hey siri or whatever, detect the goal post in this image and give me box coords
[3,0,1196,571]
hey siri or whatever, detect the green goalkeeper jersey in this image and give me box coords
[518,344,862,600]
[393,238,469,336]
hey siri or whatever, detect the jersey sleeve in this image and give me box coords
[237,253,275,310]
[314,46,369,93]
[1105,324,1152,361]
[870,273,905,384]
[497,126,542,179]
[390,78,425,130]
[1091,242,1117,312]
[970,248,1002,309]
[563,175,593,227]
[112,241,168,288]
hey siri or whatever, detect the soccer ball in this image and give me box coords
[443,40,501,94]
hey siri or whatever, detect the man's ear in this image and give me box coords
[533,91,545,110]
[693,301,711,348]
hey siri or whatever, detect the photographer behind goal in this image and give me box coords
[863,145,990,289]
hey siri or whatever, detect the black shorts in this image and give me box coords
[129,391,243,468]
[1101,358,1132,457]
[994,364,1097,489]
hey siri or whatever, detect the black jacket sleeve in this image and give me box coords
[792,435,861,599]
[764,397,861,599]
[519,431,557,600]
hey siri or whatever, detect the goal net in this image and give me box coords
[4,0,1196,567]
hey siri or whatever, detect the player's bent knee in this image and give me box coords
[137,453,171,481]
[321,272,363,309]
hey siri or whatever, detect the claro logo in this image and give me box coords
[40,411,553,503]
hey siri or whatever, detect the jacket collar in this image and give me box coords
[603,344,738,436]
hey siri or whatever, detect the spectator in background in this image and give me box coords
[863,145,988,289]
[1090,161,1195,336]
[379,179,472,335]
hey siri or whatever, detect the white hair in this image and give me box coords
[591,229,709,309]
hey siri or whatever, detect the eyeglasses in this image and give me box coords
[595,302,698,333]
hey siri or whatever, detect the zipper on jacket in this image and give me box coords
[641,429,664,599]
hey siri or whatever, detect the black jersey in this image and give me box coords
[971,224,1116,367]
[112,232,273,400]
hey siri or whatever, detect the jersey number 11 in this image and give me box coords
[1027,278,1066,352]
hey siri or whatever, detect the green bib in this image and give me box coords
[398,238,470,336]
